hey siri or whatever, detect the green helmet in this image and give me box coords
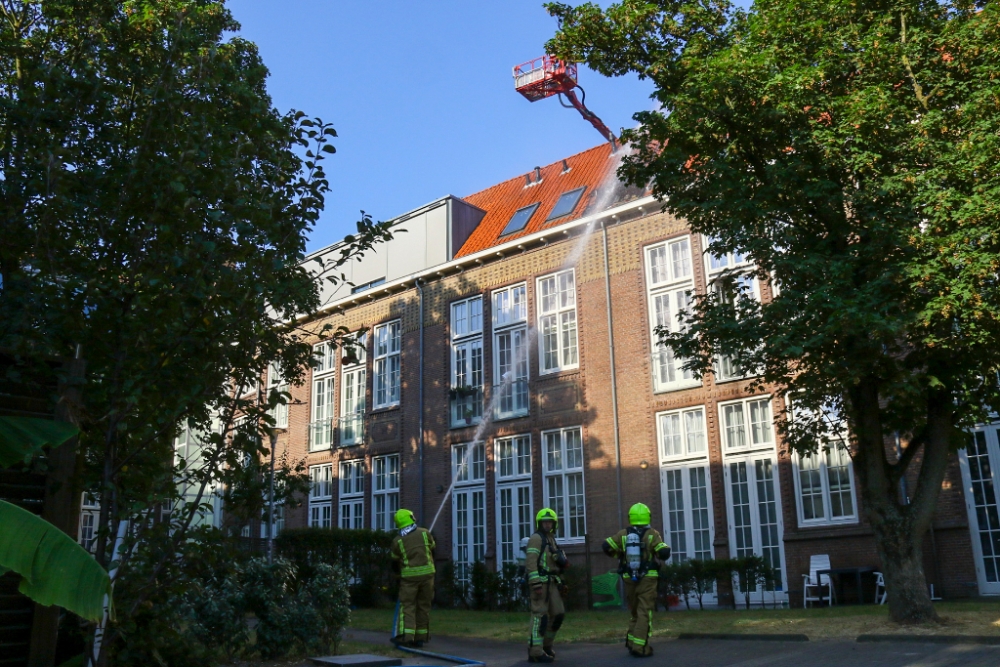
[394,508,416,530]
[535,507,559,529]
[629,503,651,526]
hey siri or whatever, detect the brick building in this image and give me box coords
[257,142,992,605]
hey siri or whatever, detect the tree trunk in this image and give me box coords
[867,506,938,623]
[849,378,951,624]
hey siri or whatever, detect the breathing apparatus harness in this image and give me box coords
[619,525,650,581]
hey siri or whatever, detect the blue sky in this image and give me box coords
[227,1,656,253]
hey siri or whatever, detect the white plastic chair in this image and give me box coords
[802,554,835,608]
[874,571,887,605]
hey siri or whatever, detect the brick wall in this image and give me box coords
[277,207,980,602]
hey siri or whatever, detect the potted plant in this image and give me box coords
[448,385,478,401]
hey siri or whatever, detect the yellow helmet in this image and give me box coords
[629,503,651,526]
[394,508,416,530]
[536,507,558,529]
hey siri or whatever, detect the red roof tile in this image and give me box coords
[455,143,619,257]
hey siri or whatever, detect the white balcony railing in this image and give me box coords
[338,413,365,446]
[308,418,334,452]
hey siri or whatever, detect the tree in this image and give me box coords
[0,0,396,661]
[547,0,1000,623]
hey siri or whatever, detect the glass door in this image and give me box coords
[723,454,787,601]
[959,425,1000,595]
[661,463,716,605]
[497,482,533,568]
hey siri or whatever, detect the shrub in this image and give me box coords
[276,526,397,608]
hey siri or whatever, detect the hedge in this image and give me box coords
[276,527,397,608]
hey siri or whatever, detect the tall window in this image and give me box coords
[451,296,484,428]
[452,443,486,583]
[310,342,337,451]
[493,283,529,420]
[309,464,333,528]
[79,493,100,552]
[373,454,400,532]
[340,333,366,446]
[645,237,698,393]
[657,408,713,568]
[339,459,365,529]
[267,362,289,428]
[543,427,586,541]
[373,320,401,409]
[720,394,785,594]
[495,435,533,566]
[705,237,759,382]
[537,270,578,374]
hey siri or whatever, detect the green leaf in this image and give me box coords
[0,500,110,622]
[0,417,79,468]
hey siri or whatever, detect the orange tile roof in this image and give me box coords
[455,143,620,257]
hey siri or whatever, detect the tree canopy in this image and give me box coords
[0,0,394,661]
[547,0,1000,622]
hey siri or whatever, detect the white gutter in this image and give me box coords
[298,194,658,322]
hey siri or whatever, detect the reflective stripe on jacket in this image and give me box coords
[604,527,669,578]
[391,526,436,578]
[525,531,562,585]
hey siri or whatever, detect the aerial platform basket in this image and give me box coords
[513,56,579,102]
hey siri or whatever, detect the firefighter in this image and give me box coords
[390,508,436,647]
[603,503,671,657]
[526,507,569,663]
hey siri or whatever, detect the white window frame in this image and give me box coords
[495,434,533,568]
[372,454,400,532]
[492,283,527,329]
[537,269,579,375]
[660,463,715,565]
[339,459,365,529]
[792,444,858,527]
[722,452,787,596]
[451,296,485,428]
[309,464,333,528]
[373,320,401,409]
[310,342,337,452]
[452,442,487,583]
[542,426,586,543]
[657,407,708,462]
[451,295,484,340]
[267,361,289,428]
[644,237,699,393]
[339,333,366,446]
[719,396,775,453]
[703,236,760,383]
[492,285,530,420]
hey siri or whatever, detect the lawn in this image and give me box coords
[350,601,1000,643]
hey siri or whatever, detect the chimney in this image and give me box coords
[534,166,542,182]
[524,173,532,187]
[561,159,570,173]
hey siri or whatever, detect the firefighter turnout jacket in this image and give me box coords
[526,530,566,586]
[604,526,670,579]
[391,525,436,578]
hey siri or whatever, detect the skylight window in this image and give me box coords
[501,202,540,236]
[547,187,586,221]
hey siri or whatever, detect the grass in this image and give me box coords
[350,600,1000,643]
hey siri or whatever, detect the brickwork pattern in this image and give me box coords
[275,208,980,603]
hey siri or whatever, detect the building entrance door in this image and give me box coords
[959,424,1000,595]
[723,454,787,603]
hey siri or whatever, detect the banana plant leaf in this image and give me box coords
[0,416,79,467]
[0,500,110,622]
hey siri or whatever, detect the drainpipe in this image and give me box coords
[601,220,624,526]
[416,279,425,523]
